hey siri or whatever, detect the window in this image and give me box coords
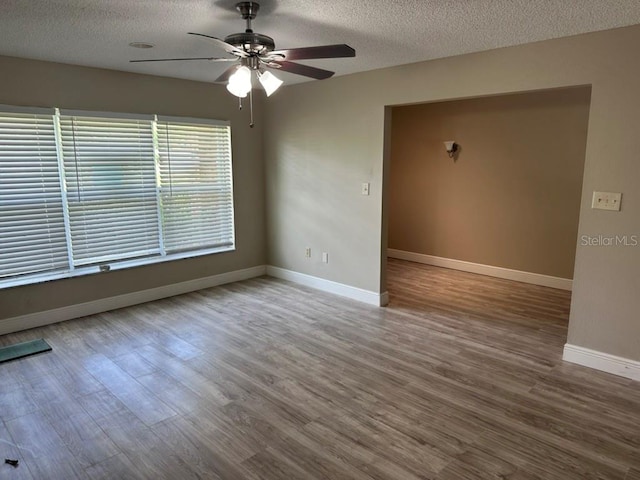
[0,108,68,279]
[156,117,234,254]
[0,106,235,288]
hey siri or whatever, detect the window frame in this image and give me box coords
[0,105,236,290]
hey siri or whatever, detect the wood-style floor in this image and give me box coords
[1,258,639,479]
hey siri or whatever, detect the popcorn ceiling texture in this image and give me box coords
[2,0,640,84]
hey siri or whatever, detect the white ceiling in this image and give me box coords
[2,0,640,85]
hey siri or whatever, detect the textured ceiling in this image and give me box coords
[2,0,640,85]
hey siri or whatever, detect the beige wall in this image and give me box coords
[265,25,640,361]
[0,55,265,320]
[388,88,591,279]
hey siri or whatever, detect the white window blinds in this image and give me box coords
[156,118,234,253]
[0,106,235,288]
[0,109,69,278]
[58,113,161,266]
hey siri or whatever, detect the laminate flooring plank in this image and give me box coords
[473,425,628,480]
[110,351,157,379]
[5,411,86,480]
[299,414,444,480]
[76,388,130,422]
[42,406,120,469]
[1,347,66,387]
[366,401,484,457]
[76,312,151,359]
[85,453,149,480]
[136,369,219,415]
[315,410,451,478]
[0,384,38,422]
[0,420,35,480]
[82,353,178,426]
[104,307,204,361]
[626,468,640,480]
[405,372,639,472]
[88,407,201,479]
[151,416,258,479]
[263,377,352,420]
[137,344,233,407]
[241,449,323,480]
[434,446,519,480]
[21,373,121,469]
[152,412,258,466]
[252,434,378,480]
[508,470,546,480]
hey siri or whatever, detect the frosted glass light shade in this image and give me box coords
[227,66,252,98]
[258,70,283,97]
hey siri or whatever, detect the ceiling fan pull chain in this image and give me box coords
[249,88,255,128]
[239,96,243,110]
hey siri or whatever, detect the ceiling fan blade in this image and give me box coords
[188,32,248,57]
[215,64,242,83]
[271,61,334,80]
[130,57,237,63]
[270,44,355,61]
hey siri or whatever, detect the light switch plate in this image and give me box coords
[592,191,622,211]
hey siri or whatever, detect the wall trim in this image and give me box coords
[563,344,640,382]
[266,266,387,307]
[0,265,267,336]
[388,249,573,291]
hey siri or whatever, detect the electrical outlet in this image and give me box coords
[305,247,311,258]
[322,252,329,263]
[592,191,622,211]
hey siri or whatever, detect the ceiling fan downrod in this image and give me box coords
[236,1,259,33]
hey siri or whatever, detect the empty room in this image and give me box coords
[1,1,639,479]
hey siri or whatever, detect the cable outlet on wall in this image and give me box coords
[305,247,311,258]
[361,182,370,196]
[322,252,329,263]
[592,191,622,211]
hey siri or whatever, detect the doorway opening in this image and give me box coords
[381,86,592,342]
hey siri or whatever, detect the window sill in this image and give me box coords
[0,245,235,290]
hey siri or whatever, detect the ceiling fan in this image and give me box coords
[131,1,356,100]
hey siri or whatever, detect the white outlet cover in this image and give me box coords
[592,191,622,211]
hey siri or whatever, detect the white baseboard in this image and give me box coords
[0,265,266,336]
[266,266,387,307]
[563,344,640,381]
[388,249,572,291]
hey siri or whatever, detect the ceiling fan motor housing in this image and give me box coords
[224,32,275,54]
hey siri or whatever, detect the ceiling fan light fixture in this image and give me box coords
[257,70,283,96]
[226,65,252,97]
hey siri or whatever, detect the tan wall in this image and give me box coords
[0,55,265,320]
[265,25,640,361]
[388,88,591,279]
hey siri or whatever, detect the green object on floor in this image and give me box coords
[0,339,52,364]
